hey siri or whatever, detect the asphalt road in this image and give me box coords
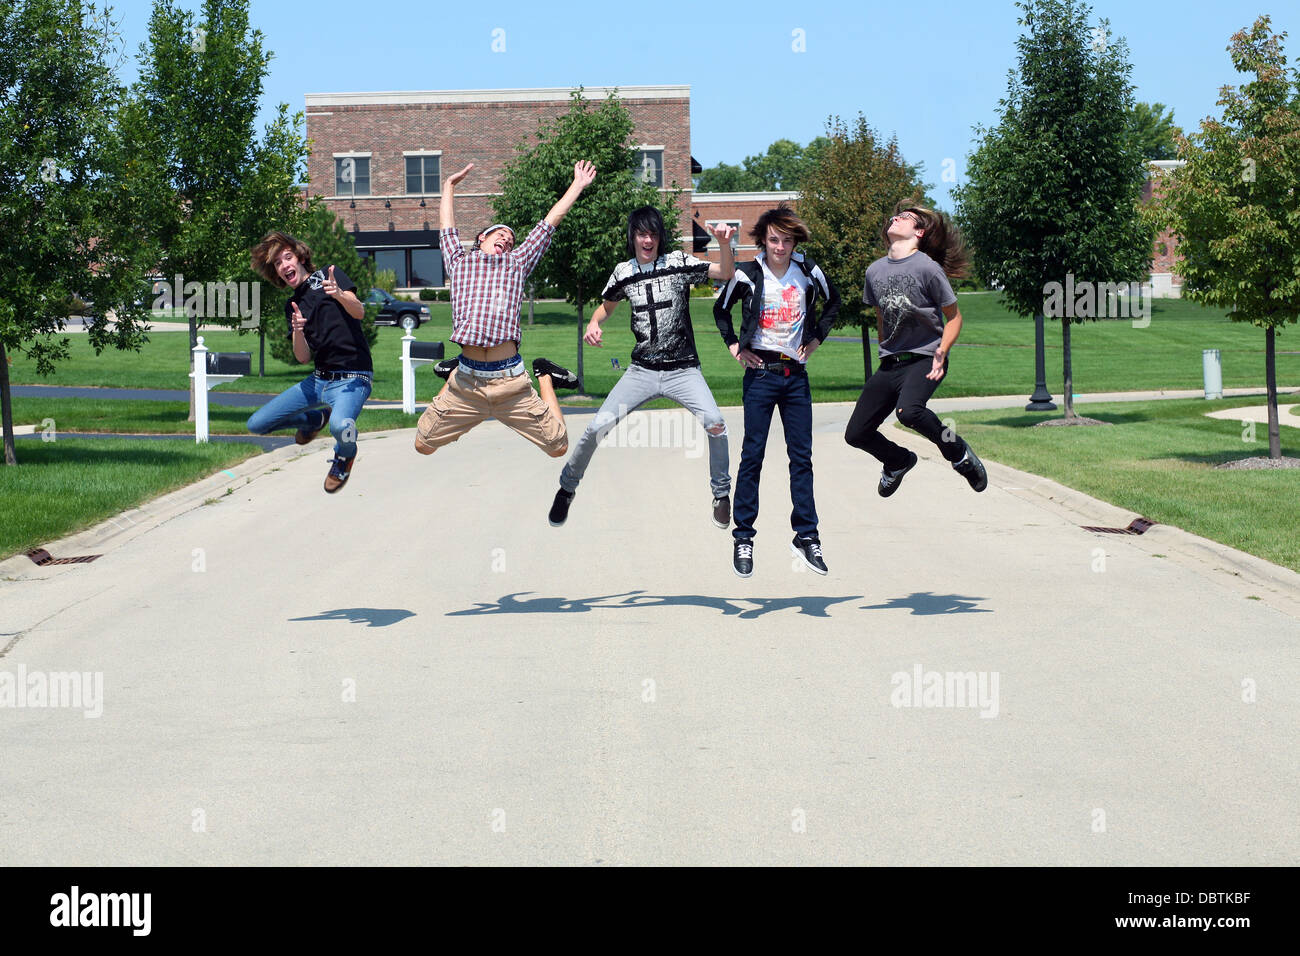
[1,404,1297,865]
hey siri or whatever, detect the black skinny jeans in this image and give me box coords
[844,353,966,468]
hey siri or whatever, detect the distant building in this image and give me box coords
[1144,159,1186,298]
[304,86,695,289]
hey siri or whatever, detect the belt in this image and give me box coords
[458,356,525,379]
[757,361,806,375]
[882,352,931,364]
[314,370,372,381]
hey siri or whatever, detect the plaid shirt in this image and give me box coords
[443,220,554,347]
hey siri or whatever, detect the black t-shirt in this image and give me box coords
[285,266,372,372]
[601,251,712,370]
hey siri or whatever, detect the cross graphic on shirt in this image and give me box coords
[632,285,673,342]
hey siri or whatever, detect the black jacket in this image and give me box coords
[713,252,840,352]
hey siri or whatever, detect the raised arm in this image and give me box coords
[706,222,736,281]
[441,163,474,232]
[543,161,597,229]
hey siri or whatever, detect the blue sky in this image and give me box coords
[112,0,1296,210]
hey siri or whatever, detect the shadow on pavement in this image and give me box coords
[861,592,992,616]
[447,591,862,619]
[289,608,416,627]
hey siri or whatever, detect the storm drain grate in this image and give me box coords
[26,548,102,566]
[1080,518,1156,536]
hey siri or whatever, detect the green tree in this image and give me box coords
[1130,101,1182,161]
[954,0,1153,419]
[131,0,307,407]
[1152,17,1299,459]
[695,162,761,192]
[266,201,379,366]
[800,115,929,379]
[0,1,154,465]
[494,90,677,389]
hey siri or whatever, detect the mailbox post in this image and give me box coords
[190,337,250,442]
[401,324,445,414]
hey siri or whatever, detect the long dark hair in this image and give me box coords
[881,203,970,278]
[626,205,670,260]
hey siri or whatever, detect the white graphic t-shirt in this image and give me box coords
[751,256,809,361]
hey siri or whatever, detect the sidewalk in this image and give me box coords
[1,405,1296,865]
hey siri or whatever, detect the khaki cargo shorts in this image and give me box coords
[414,367,567,455]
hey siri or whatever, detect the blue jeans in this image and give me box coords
[734,365,817,541]
[246,371,372,459]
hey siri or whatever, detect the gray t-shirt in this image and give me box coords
[862,250,957,358]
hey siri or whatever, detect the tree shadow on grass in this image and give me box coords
[972,410,1154,428]
[446,590,862,619]
[861,592,992,616]
[289,608,416,628]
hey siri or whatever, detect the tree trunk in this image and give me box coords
[259,329,265,377]
[576,287,585,393]
[1266,325,1280,459]
[528,281,534,327]
[1062,319,1075,419]
[0,340,16,465]
[188,310,198,422]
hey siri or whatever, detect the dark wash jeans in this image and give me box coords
[734,364,818,541]
[844,353,966,469]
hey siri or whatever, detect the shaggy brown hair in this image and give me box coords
[881,203,970,278]
[749,203,810,248]
[250,232,315,288]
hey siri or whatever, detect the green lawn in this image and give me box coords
[0,439,261,561]
[7,296,1298,409]
[7,397,421,436]
[940,396,1300,572]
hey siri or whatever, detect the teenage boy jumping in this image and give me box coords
[413,160,595,460]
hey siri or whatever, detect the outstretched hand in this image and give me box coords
[572,160,597,190]
[290,301,307,334]
[447,163,474,188]
[322,265,339,297]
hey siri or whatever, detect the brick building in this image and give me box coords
[1144,159,1185,298]
[690,191,801,266]
[303,85,696,289]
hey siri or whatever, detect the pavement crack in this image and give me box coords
[0,586,115,659]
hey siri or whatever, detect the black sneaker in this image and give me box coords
[433,357,459,380]
[712,495,731,529]
[323,455,355,494]
[532,357,580,390]
[790,535,828,575]
[878,449,918,497]
[548,487,575,526]
[953,444,988,492]
[733,539,754,578]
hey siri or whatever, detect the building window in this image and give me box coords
[705,220,742,254]
[634,148,664,188]
[335,156,370,196]
[410,248,442,287]
[405,154,441,195]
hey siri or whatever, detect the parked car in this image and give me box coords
[366,288,429,329]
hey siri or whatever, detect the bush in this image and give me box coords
[374,269,397,295]
[418,287,438,301]
[690,283,720,298]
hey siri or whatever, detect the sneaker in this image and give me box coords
[712,495,731,529]
[532,357,580,390]
[433,357,459,380]
[548,487,575,526]
[952,444,988,492]
[790,535,828,575]
[733,539,754,578]
[323,455,355,493]
[295,407,330,445]
[878,449,918,497]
